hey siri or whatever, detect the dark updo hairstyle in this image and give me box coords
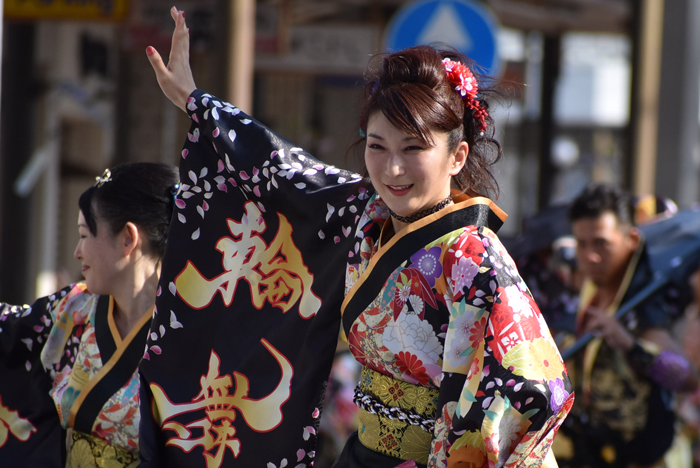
[78,162,179,261]
[356,45,502,198]
[568,183,636,227]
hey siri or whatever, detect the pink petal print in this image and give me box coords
[297,449,306,462]
[188,128,200,142]
[240,171,250,180]
[202,97,209,106]
[217,183,228,192]
[175,199,186,209]
[318,230,325,239]
[302,426,316,441]
[228,177,238,187]
[217,160,225,173]
[257,202,266,213]
[192,228,201,240]
[254,186,261,197]
[342,226,351,237]
[150,332,158,341]
[240,118,252,125]
[182,149,189,159]
[170,310,183,329]
[212,107,219,120]
[169,282,177,296]
[192,113,199,123]
[189,170,198,185]
[143,350,150,360]
[200,167,208,178]
[204,180,211,191]
[212,127,220,138]
[312,408,320,418]
[151,346,162,355]
[157,286,162,296]
[334,236,340,244]
[159,325,166,337]
[197,206,205,218]
[203,109,210,120]
[202,201,210,211]
[228,129,237,142]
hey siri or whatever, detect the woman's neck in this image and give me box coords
[111,264,160,340]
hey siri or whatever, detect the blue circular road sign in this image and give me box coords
[384,0,501,76]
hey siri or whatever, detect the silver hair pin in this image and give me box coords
[94,168,112,187]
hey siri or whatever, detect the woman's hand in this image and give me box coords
[146,6,197,113]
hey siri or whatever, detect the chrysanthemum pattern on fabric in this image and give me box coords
[346,219,574,467]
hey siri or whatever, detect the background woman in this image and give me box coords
[0,162,178,467]
[138,8,573,468]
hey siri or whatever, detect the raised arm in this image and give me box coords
[145,6,196,113]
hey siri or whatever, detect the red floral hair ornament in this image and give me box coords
[442,58,488,134]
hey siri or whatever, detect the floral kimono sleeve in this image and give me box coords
[0,284,89,467]
[180,89,368,219]
[139,91,371,467]
[430,228,574,468]
[0,286,77,368]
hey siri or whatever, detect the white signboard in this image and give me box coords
[256,24,380,74]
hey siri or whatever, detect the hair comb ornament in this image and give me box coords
[171,183,181,204]
[442,58,489,133]
[94,168,112,187]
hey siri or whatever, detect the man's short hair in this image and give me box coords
[569,183,636,226]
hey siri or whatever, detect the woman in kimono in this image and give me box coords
[139,7,574,468]
[0,162,179,467]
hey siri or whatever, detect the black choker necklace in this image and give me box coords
[388,195,453,223]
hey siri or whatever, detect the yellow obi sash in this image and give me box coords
[68,431,139,468]
[356,366,438,465]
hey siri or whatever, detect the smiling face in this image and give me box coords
[74,210,127,295]
[364,112,467,224]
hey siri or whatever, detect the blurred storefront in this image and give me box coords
[1,0,699,306]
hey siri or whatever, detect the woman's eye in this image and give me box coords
[368,143,384,150]
[405,145,423,151]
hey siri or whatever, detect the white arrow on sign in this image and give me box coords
[417,3,473,52]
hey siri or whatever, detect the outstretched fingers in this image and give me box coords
[145,6,196,113]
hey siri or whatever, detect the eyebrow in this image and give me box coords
[367,133,420,142]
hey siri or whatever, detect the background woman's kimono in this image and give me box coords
[138,89,573,468]
[0,283,150,468]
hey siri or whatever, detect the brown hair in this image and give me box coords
[353,45,502,198]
